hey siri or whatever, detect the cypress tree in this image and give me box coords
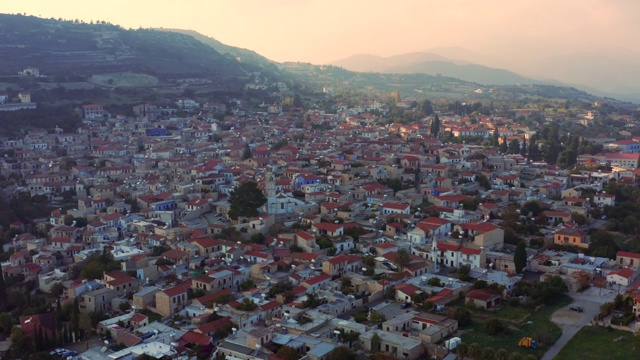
[430,114,440,137]
[514,241,527,274]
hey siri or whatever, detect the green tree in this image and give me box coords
[495,348,509,360]
[520,138,528,157]
[369,311,386,326]
[468,343,481,359]
[514,241,527,274]
[242,144,252,160]
[80,261,105,280]
[420,99,434,116]
[227,181,267,220]
[0,313,14,335]
[499,136,508,153]
[384,285,396,300]
[371,332,382,352]
[302,292,322,309]
[236,298,257,311]
[239,279,255,291]
[482,348,496,360]
[484,318,507,335]
[430,114,440,137]
[49,282,65,298]
[508,138,520,154]
[492,128,500,147]
[277,346,299,360]
[395,249,410,269]
[456,343,469,359]
[476,173,491,190]
[452,307,472,326]
[328,346,356,360]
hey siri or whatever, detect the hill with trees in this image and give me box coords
[0,14,254,81]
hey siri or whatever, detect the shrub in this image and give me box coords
[484,318,509,336]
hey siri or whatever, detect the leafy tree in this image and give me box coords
[395,249,410,269]
[468,343,481,360]
[484,318,507,336]
[242,144,252,160]
[589,230,619,259]
[520,138,528,157]
[371,332,382,352]
[235,298,257,312]
[227,181,267,220]
[496,348,509,360]
[456,264,471,281]
[482,348,496,360]
[369,311,386,326]
[452,307,472,326]
[531,275,568,305]
[508,138,520,154]
[477,173,491,190]
[328,346,356,360]
[384,285,396,300]
[427,277,443,287]
[521,200,546,217]
[80,261,105,280]
[0,313,14,336]
[49,282,65,298]
[118,302,131,313]
[302,292,322,309]
[277,346,299,360]
[456,343,469,359]
[499,136,508,153]
[514,241,527,274]
[492,128,500,147]
[420,99,434,116]
[239,279,255,291]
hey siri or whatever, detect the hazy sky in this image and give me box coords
[3,0,639,64]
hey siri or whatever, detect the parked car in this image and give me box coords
[569,305,583,312]
[50,348,66,356]
[400,302,410,309]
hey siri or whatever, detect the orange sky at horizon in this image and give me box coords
[2,0,639,65]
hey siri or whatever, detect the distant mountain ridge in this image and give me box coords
[333,52,547,86]
[0,14,251,79]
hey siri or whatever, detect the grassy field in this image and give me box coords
[460,296,572,358]
[554,325,638,360]
[89,72,158,87]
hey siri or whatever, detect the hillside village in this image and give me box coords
[2,75,640,360]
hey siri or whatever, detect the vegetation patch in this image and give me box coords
[554,326,639,360]
[460,295,571,357]
[89,72,159,87]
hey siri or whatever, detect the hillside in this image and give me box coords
[333,52,546,86]
[0,14,251,80]
[157,28,281,73]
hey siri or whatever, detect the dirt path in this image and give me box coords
[542,289,617,360]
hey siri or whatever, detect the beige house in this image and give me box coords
[616,251,640,269]
[82,288,117,313]
[132,286,159,310]
[155,285,189,317]
[360,330,424,360]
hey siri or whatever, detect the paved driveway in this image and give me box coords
[542,287,617,360]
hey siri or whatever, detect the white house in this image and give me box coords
[607,268,638,287]
[593,192,615,207]
[382,202,411,215]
